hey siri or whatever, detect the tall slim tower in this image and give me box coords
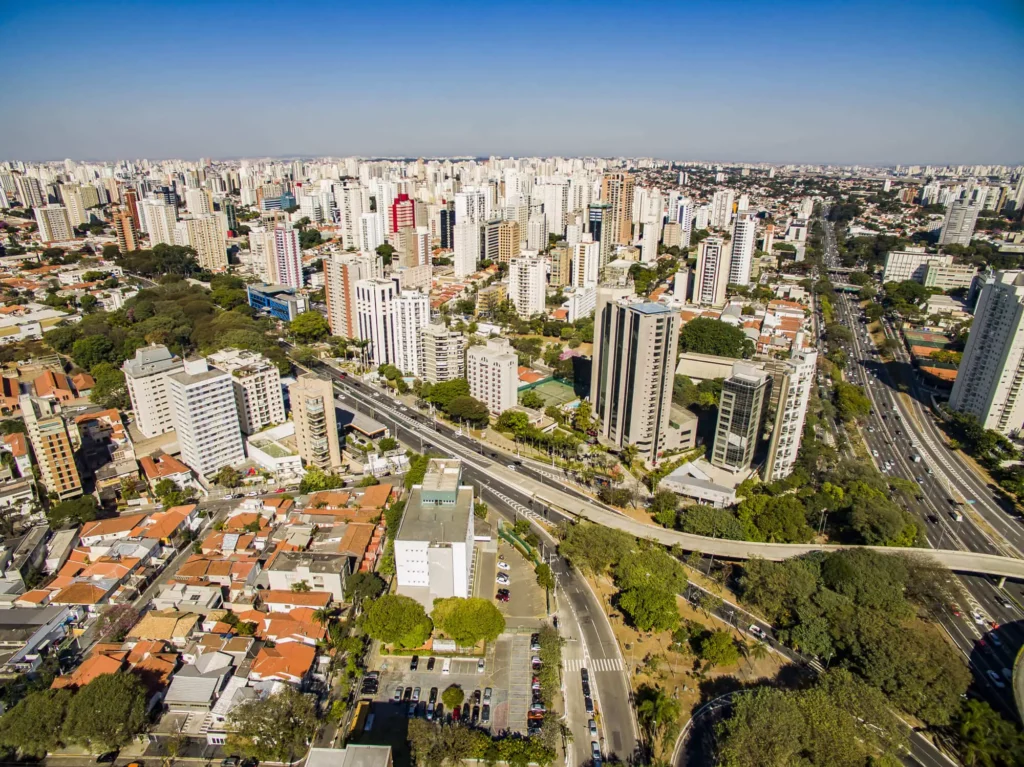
[587,203,615,269]
[271,225,303,289]
[289,373,342,470]
[939,191,983,246]
[764,343,818,482]
[324,252,375,339]
[591,290,680,463]
[113,208,140,252]
[600,172,635,245]
[694,236,729,307]
[394,290,431,378]
[728,213,757,286]
[710,189,735,230]
[20,395,82,501]
[712,364,771,472]
[949,271,1024,435]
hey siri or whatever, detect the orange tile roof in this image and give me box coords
[338,523,375,558]
[139,454,191,480]
[358,484,392,509]
[133,508,190,540]
[52,582,110,605]
[260,617,327,644]
[0,377,19,400]
[80,512,149,540]
[551,309,569,320]
[304,508,381,524]
[2,432,28,457]
[71,373,95,391]
[51,653,124,689]
[226,512,269,531]
[250,643,316,681]
[33,371,73,399]
[307,491,351,508]
[15,589,52,606]
[261,590,331,607]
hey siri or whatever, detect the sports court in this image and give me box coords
[528,379,577,406]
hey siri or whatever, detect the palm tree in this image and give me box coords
[750,640,769,665]
[636,685,681,757]
[311,607,332,627]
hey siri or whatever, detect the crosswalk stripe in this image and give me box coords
[564,657,623,672]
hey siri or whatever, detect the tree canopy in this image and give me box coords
[678,317,753,359]
[289,311,330,344]
[431,597,506,646]
[227,686,317,763]
[61,673,148,752]
[362,594,433,649]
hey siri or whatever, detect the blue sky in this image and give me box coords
[2,0,1022,164]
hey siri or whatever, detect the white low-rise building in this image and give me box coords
[246,422,304,481]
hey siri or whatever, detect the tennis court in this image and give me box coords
[529,379,577,406]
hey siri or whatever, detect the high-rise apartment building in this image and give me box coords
[359,212,384,253]
[508,256,546,318]
[764,345,817,482]
[453,221,480,278]
[590,291,680,463]
[14,174,46,208]
[601,172,635,245]
[20,395,81,501]
[356,278,398,367]
[420,323,466,384]
[60,184,99,226]
[572,241,600,289]
[728,213,756,286]
[112,207,140,252]
[549,245,571,288]
[167,358,245,478]
[185,187,214,215]
[122,345,184,438]
[141,199,177,245]
[587,202,615,268]
[34,205,73,243]
[123,188,141,230]
[289,373,342,470]
[527,214,548,252]
[394,290,431,377]
[467,338,518,415]
[208,349,286,435]
[939,193,983,246]
[712,364,771,472]
[177,215,227,271]
[269,225,303,289]
[390,193,416,234]
[710,189,735,230]
[498,220,521,264]
[440,202,456,250]
[949,271,1024,436]
[325,252,377,339]
[694,236,729,306]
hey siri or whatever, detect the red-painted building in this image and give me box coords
[390,193,415,234]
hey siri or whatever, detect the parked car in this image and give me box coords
[410,655,419,671]
[481,704,490,724]
[498,562,510,571]
[589,719,598,737]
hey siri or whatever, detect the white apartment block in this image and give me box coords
[34,205,73,243]
[356,278,398,368]
[949,271,1024,436]
[141,199,177,245]
[394,290,431,377]
[527,214,548,252]
[60,184,99,227]
[765,345,818,482]
[185,188,214,215]
[453,221,480,278]
[359,212,383,253]
[572,240,600,289]
[420,324,466,384]
[467,338,518,415]
[208,349,286,435]
[710,189,735,230]
[122,345,184,439]
[694,236,729,307]
[728,214,756,286]
[508,256,546,318]
[167,358,245,478]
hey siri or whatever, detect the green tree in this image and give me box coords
[362,594,433,649]
[952,699,1024,767]
[289,311,330,343]
[0,688,72,757]
[441,685,465,711]
[424,378,470,410]
[299,466,345,493]
[226,686,317,764]
[557,522,634,575]
[215,465,241,488]
[619,586,679,632]
[431,597,506,646]
[379,436,399,452]
[698,631,739,667]
[474,500,488,519]
[519,389,544,409]
[636,684,681,758]
[833,381,872,422]
[679,317,753,358]
[47,496,98,528]
[535,563,555,592]
[445,395,490,427]
[71,335,115,370]
[344,572,386,605]
[89,362,129,410]
[62,673,147,752]
[376,243,395,266]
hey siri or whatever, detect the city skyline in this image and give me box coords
[2,0,1023,165]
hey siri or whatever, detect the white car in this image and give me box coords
[872,450,879,457]
[497,562,510,571]
[973,612,986,625]
[497,575,510,585]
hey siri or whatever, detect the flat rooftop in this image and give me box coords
[397,487,473,544]
[269,550,348,574]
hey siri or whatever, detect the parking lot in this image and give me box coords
[493,538,547,628]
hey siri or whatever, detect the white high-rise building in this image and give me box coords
[33,205,73,243]
[420,324,466,384]
[185,188,214,215]
[14,174,46,208]
[453,221,480,278]
[337,182,365,249]
[356,278,398,367]
[572,240,600,288]
[270,225,303,289]
[508,256,546,318]
[455,190,487,227]
[939,192,984,247]
[765,343,818,482]
[949,271,1024,436]
[167,358,245,478]
[60,184,99,226]
[641,220,659,263]
[141,199,177,245]
[694,236,729,307]
[527,214,548,252]
[122,345,184,439]
[728,214,757,286]
[207,349,286,435]
[467,338,518,415]
[710,189,735,230]
[676,197,693,248]
[359,212,384,253]
[176,214,227,271]
[694,204,710,231]
[325,252,376,338]
[394,290,431,377]
[798,196,814,219]
[536,182,568,235]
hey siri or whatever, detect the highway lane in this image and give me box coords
[821,224,1023,712]
[317,362,641,766]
